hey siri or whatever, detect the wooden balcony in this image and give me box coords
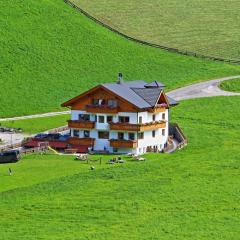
[86,104,118,114]
[109,139,137,148]
[149,107,166,113]
[109,121,166,131]
[67,137,95,146]
[68,120,95,129]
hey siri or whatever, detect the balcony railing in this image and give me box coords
[67,137,95,146]
[109,139,137,148]
[109,120,166,131]
[68,120,95,129]
[86,104,118,113]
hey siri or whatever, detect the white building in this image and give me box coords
[62,75,178,154]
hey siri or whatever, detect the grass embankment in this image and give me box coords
[75,0,240,61]
[0,114,69,134]
[0,97,239,239]
[220,78,240,92]
[0,0,239,118]
[0,154,115,192]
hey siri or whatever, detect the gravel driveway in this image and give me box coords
[167,75,240,101]
[0,132,28,150]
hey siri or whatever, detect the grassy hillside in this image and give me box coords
[0,114,69,134]
[74,0,240,61]
[220,79,240,92]
[1,96,239,239]
[0,0,239,118]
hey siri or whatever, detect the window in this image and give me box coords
[152,114,156,121]
[118,132,124,140]
[79,114,90,121]
[152,130,156,138]
[108,99,117,107]
[84,130,90,138]
[107,116,113,123]
[138,132,144,139]
[162,129,165,136]
[98,131,109,139]
[98,115,105,123]
[73,129,79,137]
[113,148,118,153]
[162,113,166,120]
[100,99,106,105]
[92,99,99,105]
[119,116,130,123]
[128,133,135,140]
[139,116,142,124]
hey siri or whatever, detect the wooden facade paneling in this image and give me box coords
[85,105,119,114]
[67,137,95,146]
[68,120,95,129]
[70,86,139,112]
[109,139,137,148]
[148,107,166,113]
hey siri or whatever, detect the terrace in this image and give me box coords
[109,120,166,131]
[67,137,95,146]
[109,139,137,148]
[68,120,95,129]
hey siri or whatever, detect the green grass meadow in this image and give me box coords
[75,0,240,61]
[220,78,240,92]
[0,0,239,118]
[1,0,240,239]
[1,96,239,239]
[0,114,69,134]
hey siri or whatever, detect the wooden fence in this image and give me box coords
[64,0,240,65]
[47,125,68,134]
[169,123,188,150]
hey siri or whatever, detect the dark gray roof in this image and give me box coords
[167,96,179,106]
[102,80,177,109]
[144,81,165,88]
[102,82,151,108]
[131,88,162,106]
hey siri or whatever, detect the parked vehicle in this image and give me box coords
[0,150,21,164]
[59,134,70,141]
[34,133,61,141]
[0,127,22,133]
[34,133,48,139]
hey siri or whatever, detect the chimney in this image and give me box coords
[117,72,123,84]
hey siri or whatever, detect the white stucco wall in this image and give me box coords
[70,109,169,154]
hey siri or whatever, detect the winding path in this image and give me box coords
[167,75,240,101]
[0,111,70,122]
